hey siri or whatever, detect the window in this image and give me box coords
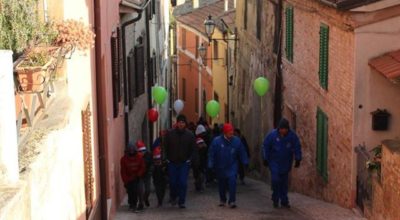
[316,108,328,182]
[256,0,262,40]
[319,24,329,90]
[213,40,218,60]
[134,44,145,97]
[273,3,279,54]
[244,0,248,30]
[195,36,199,58]
[182,28,187,50]
[182,78,186,101]
[195,88,199,113]
[285,6,294,62]
[127,50,135,109]
[110,28,122,118]
[214,92,219,101]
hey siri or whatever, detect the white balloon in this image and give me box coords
[173,99,184,114]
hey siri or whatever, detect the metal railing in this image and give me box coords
[355,144,372,212]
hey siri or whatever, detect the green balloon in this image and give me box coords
[206,100,220,118]
[253,77,270,96]
[152,86,168,104]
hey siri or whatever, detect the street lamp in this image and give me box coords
[198,43,207,60]
[204,15,239,42]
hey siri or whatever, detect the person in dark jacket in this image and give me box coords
[120,142,146,212]
[164,114,196,208]
[137,140,152,207]
[208,123,249,208]
[263,118,302,208]
[234,128,250,185]
[152,146,167,207]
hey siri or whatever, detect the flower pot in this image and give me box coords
[15,47,59,93]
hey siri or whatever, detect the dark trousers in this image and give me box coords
[238,162,245,181]
[193,165,204,191]
[270,171,289,205]
[217,175,237,204]
[153,166,167,205]
[125,179,143,208]
[168,162,190,205]
[143,174,151,203]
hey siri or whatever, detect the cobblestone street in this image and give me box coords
[115,176,365,220]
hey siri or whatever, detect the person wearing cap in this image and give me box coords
[192,124,208,192]
[136,140,152,207]
[164,114,196,208]
[262,118,302,209]
[120,142,146,212]
[208,123,249,208]
[152,146,167,207]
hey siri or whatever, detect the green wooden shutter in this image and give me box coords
[316,108,328,182]
[285,6,294,62]
[319,24,329,90]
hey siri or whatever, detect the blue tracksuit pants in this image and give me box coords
[271,171,289,205]
[217,175,237,204]
[168,162,190,205]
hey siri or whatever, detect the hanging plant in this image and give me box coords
[52,19,95,51]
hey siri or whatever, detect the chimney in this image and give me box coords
[193,0,199,8]
[224,0,228,11]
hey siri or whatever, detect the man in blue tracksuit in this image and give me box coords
[208,123,249,208]
[263,118,302,208]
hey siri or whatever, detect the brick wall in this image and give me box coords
[371,140,400,220]
[282,0,355,208]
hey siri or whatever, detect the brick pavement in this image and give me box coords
[115,176,365,220]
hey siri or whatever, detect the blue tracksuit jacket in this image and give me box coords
[263,129,302,174]
[208,135,249,178]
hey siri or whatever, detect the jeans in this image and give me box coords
[270,171,289,205]
[168,162,190,205]
[217,175,237,204]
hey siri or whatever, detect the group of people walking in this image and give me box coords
[120,114,302,213]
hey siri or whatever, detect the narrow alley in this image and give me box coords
[115,176,364,220]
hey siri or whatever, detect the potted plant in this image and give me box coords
[366,145,382,180]
[14,19,95,93]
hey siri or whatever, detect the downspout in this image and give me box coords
[273,0,283,127]
[93,0,108,218]
[145,7,154,144]
[122,12,143,145]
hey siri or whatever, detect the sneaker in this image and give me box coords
[179,204,186,209]
[144,200,150,207]
[135,204,144,213]
[218,202,226,207]
[281,204,291,208]
[273,202,279,208]
[229,202,237,209]
[170,198,177,206]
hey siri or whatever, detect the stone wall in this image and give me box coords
[281,0,355,208]
[370,140,400,220]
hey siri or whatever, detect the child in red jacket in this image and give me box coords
[120,142,146,212]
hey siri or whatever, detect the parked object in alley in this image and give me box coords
[253,77,270,97]
[208,123,249,208]
[173,99,184,114]
[206,100,220,118]
[152,86,168,104]
[148,108,159,123]
[263,118,302,208]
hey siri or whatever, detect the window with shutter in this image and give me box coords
[244,0,248,30]
[182,29,187,50]
[256,0,262,40]
[319,24,329,90]
[135,45,145,96]
[316,108,328,182]
[127,50,135,109]
[195,88,199,113]
[273,3,279,54]
[182,78,186,101]
[111,34,120,118]
[285,6,293,62]
[213,40,218,60]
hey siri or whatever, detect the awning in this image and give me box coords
[369,50,400,84]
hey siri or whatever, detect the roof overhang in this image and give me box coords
[350,0,400,12]
[369,50,400,84]
[319,0,381,10]
[120,0,151,11]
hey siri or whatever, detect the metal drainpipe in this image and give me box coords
[93,0,108,218]
[122,12,143,145]
[273,0,283,127]
[145,8,154,145]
